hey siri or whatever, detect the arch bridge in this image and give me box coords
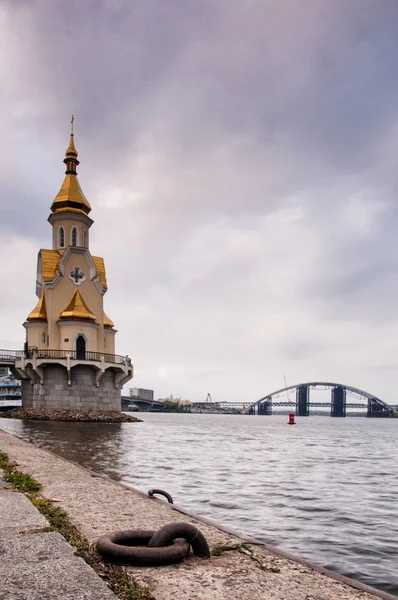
[248,382,394,417]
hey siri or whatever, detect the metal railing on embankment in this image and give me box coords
[0,349,24,361]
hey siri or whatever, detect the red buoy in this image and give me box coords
[288,412,296,425]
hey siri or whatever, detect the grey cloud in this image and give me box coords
[1,0,398,402]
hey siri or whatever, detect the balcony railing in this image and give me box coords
[0,348,132,367]
[25,348,131,366]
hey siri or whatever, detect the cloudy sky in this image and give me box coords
[1,0,398,403]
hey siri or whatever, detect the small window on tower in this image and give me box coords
[71,227,78,247]
[41,332,46,344]
[83,230,87,248]
[59,227,65,248]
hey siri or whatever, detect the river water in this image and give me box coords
[1,413,397,596]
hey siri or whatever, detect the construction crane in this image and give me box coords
[282,371,292,404]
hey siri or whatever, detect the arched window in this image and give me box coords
[59,227,65,248]
[71,227,78,247]
[83,230,87,248]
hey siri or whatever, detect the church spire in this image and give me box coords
[64,115,79,175]
[50,117,92,215]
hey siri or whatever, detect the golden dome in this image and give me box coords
[59,290,96,321]
[50,125,92,215]
[51,206,87,216]
[103,312,114,328]
[51,173,91,214]
[27,292,47,321]
[66,134,78,156]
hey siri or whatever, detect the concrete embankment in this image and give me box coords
[0,427,396,600]
[0,463,117,598]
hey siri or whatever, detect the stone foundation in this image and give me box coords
[21,364,121,411]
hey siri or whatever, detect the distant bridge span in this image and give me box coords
[249,381,394,417]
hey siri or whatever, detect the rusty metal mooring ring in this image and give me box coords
[96,522,210,566]
[96,529,190,566]
[149,522,211,559]
[148,488,174,504]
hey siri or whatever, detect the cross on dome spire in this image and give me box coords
[65,115,79,172]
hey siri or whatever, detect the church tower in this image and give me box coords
[15,122,133,411]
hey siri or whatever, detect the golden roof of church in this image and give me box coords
[50,133,92,215]
[59,290,96,321]
[51,171,92,214]
[39,250,107,289]
[52,207,87,216]
[103,312,114,328]
[92,256,107,290]
[27,292,47,321]
[40,250,61,281]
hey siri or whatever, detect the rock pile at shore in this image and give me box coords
[0,408,142,423]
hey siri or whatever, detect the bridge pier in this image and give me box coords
[296,385,309,416]
[258,398,272,415]
[331,386,346,417]
[367,397,392,417]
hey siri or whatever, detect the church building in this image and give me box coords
[14,124,133,411]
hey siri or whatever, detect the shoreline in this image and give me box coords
[1,426,396,600]
[0,408,142,423]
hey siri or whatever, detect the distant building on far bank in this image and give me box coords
[130,388,154,401]
[157,396,191,407]
[14,123,133,411]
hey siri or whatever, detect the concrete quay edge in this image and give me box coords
[0,426,396,600]
[0,468,117,599]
